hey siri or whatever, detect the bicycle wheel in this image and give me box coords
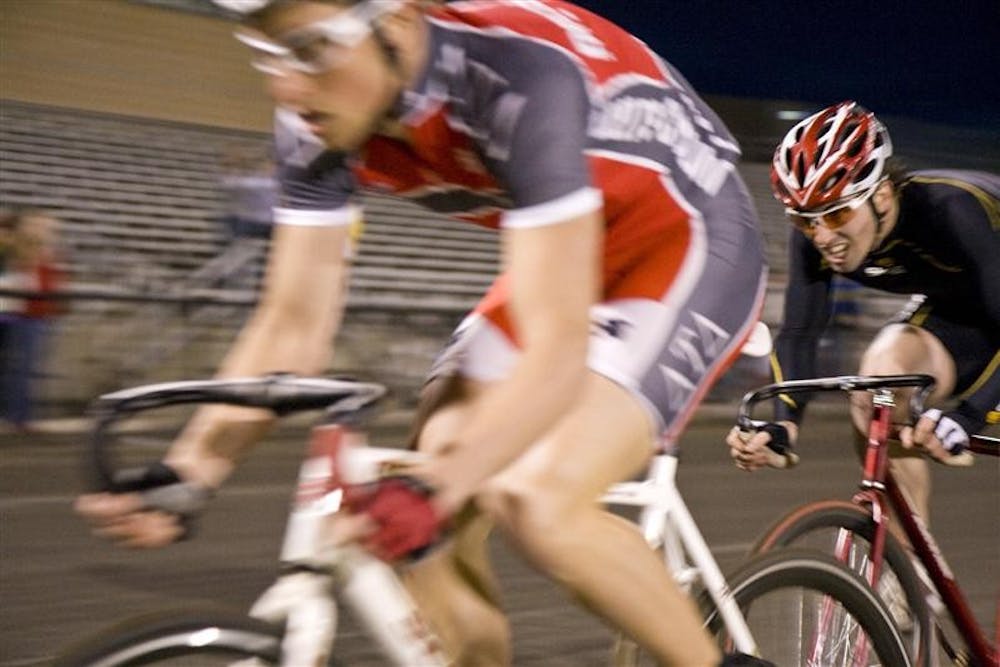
[52,609,283,667]
[702,549,911,667]
[753,500,933,665]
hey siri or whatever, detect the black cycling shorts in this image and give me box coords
[895,295,1000,396]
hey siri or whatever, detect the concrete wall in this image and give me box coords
[0,0,271,131]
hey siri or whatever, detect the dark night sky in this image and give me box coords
[574,1,1000,129]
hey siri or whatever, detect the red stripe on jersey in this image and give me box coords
[592,157,692,299]
[433,1,670,87]
[356,119,506,230]
[473,159,695,341]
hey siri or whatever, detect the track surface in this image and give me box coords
[3,410,997,665]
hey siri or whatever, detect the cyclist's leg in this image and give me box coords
[405,374,511,666]
[851,319,957,524]
[405,172,766,665]
[478,369,722,665]
[408,371,722,666]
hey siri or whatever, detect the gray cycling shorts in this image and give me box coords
[428,191,768,449]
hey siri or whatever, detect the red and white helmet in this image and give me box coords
[771,101,892,212]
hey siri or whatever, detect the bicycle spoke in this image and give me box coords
[728,585,889,666]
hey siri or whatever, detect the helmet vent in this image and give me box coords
[821,169,846,193]
[814,142,828,166]
[794,153,807,184]
[845,135,865,158]
[838,121,860,146]
[854,160,877,184]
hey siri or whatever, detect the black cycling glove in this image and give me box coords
[111,462,213,538]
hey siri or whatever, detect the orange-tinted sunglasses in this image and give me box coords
[787,196,868,237]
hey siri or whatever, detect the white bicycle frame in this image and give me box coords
[248,447,760,666]
[602,453,758,659]
[250,322,773,665]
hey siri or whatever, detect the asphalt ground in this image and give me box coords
[2,407,997,666]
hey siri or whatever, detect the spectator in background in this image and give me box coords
[0,210,20,409]
[0,209,66,434]
[217,143,278,242]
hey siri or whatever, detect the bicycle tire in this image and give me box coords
[701,549,912,667]
[52,608,284,667]
[753,500,934,665]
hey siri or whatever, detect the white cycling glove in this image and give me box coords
[919,408,970,454]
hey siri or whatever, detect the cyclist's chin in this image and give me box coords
[825,251,865,274]
[319,123,375,153]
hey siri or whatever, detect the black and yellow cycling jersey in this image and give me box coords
[773,169,1000,431]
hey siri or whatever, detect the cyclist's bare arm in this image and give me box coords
[166,222,352,487]
[75,222,352,546]
[417,209,601,515]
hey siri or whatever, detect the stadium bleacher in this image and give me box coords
[0,99,906,407]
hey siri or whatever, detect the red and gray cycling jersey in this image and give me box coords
[273,0,768,443]
[273,0,743,240]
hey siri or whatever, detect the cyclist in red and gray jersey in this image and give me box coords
[77,2,768,664]
[730,101,999,528]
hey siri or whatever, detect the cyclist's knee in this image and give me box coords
[859,324,955,393]
[476,476,579,558]
[853,323,947,431]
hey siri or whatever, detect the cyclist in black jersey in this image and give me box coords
[729,101,1000,525]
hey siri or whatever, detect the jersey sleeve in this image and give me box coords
[272,109,361,227]
[773,227,834,424]
[455,38,602,228]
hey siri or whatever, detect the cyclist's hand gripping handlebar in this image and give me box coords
[729,421,800,470]
[900,409,977,467]
[80,374,386,544]
[734,374,976,467]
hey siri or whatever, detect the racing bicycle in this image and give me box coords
[737,374,998,667]
[54,373,912,666]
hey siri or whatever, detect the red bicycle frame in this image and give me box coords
[738,375,998,667]
[853,389,995,666]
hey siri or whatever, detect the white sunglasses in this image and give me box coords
[234,0,403,76]
[784,179,885,236]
